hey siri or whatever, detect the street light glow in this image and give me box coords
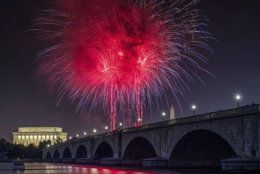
[191,104,197,116]
[105,126,108,130]
[76,134,79,138]
[69,136,72,140]
[235,94,241,100]
[84,132,87,135]
[93,129,97,133]
[119,122,123,126]
[138,118,141,122]
[161,112,167,121]
[235,94,242,107]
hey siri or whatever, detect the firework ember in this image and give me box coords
[36,0,212,130]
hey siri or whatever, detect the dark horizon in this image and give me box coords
[1,0,260,141]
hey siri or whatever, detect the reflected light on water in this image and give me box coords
[0,162,224,174]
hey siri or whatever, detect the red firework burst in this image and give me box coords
[36,0,212,130]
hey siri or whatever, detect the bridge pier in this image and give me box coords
[100,158,121,166]
[52,159,62,163]
[221,157,259,171]
[168,160,219,168]
[62,158,75,163]
[75,158,91,164]
[143,158,168,168]
[121,160,142,166]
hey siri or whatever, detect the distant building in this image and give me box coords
[13,127,67,146]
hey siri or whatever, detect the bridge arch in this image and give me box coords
[75,145,88,159]
[53,150,60,159]
[46,151,51,159]
[94,142,113,160]
[123,137,157,160]
[169,129,237,165]
[62,147,73,159]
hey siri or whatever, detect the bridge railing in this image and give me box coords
[122,104,260,133]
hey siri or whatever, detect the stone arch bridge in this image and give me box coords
[43,104,260,168]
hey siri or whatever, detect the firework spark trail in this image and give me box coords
[36,0,212,130]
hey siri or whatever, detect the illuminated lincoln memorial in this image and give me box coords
[13,127,67,146]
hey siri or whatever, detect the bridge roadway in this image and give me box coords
[43,104,260,168]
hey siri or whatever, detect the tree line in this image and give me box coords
[0,138,50,159]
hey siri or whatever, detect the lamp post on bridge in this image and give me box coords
[138,118,142,125]
[162,112,166,121]
[192,105,197,116]
[119,122,123,129]
[93,129,97,134]
[235,94,241,108]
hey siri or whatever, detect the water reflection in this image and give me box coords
[0,162,226,174]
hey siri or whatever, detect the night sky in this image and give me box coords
[1,0,260,141]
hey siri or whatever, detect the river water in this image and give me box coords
[0,162,230,174]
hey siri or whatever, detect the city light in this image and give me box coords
[105,126,108,130]
[76,134,79,138]
[84,132,87,135]
[69,136,72,140]
[236,94,241,100]
[119,122,123,127]
[136,118,142,126]
[192,105,197,116]
[162,112,166,121]
[235,94,242,107]
[93,129,97,133]
[47,144,50,148]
